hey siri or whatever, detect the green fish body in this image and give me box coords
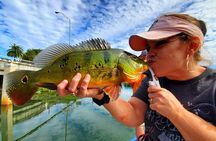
[6,39,148,105]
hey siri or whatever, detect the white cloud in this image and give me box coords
[0,0,216,65]
[0,0,84,50]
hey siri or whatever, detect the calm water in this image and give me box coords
[1,87,135,141]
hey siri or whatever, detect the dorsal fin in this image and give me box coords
[76,38,111,50]
[33,43,74,68]
[33,38,111,68]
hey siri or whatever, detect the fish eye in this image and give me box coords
[21,75,28,84]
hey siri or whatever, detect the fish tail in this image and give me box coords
[6,70,38,106]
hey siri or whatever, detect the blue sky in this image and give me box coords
[0,0,216,65]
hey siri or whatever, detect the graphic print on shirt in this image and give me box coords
[187,102,216,124]
[145,100,216,141]
[145,108,184,141]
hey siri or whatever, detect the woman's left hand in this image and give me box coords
[148,86,185,120]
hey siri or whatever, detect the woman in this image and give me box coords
[57,13,216,141]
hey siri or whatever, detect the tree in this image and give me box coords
[7,43,23,60]
[22,49,42,61]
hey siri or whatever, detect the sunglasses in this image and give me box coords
[146,33,189,51]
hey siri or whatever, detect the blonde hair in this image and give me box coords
[166,13,207,62]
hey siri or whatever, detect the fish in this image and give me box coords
[5,38,148,106]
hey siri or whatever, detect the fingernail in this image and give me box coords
[74,73,82,80]
[63,80,68,84]
[76,73,81,77]
[85,74,90,80]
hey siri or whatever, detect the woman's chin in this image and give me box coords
[152,69,164,77]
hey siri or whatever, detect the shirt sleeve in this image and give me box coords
[132,77,150,105]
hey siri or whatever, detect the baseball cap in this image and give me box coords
[129,14,204,51]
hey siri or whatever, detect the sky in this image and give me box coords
[0,0,216,65]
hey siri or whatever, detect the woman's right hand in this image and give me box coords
[57,73,102,99]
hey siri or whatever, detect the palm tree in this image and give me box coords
[7,43,23,60]
[22,49,42,61]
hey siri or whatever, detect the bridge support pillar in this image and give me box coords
[1,74,12,105]
[1,105,13,141]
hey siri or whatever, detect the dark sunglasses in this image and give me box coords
[146,33,189,51]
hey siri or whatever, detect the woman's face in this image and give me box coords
[146,34,189,78]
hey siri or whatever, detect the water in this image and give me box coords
[1,87,135,141]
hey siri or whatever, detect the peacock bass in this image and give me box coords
[6,38,148,106]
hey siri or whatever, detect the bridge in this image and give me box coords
[0,58,40,105]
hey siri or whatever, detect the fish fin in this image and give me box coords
[130,74,146,93]
[1,96,12,105]
[36,82,57,90]
[76,38,111,50]
[33,38,111,68]
[33,43,74,68]
[103,85,121,101]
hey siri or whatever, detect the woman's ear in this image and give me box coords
[186,37,199,56]
[190,36,202,51]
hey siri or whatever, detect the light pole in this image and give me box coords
[55,11,71,45]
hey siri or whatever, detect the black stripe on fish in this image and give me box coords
[103,50,110,64]
[84,52,92,66]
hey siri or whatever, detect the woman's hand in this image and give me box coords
[148,86,185,120]
[57,73,102,98]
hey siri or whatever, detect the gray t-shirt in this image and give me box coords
[133,67,216,141]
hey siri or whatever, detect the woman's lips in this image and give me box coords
[147,59,156,65]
